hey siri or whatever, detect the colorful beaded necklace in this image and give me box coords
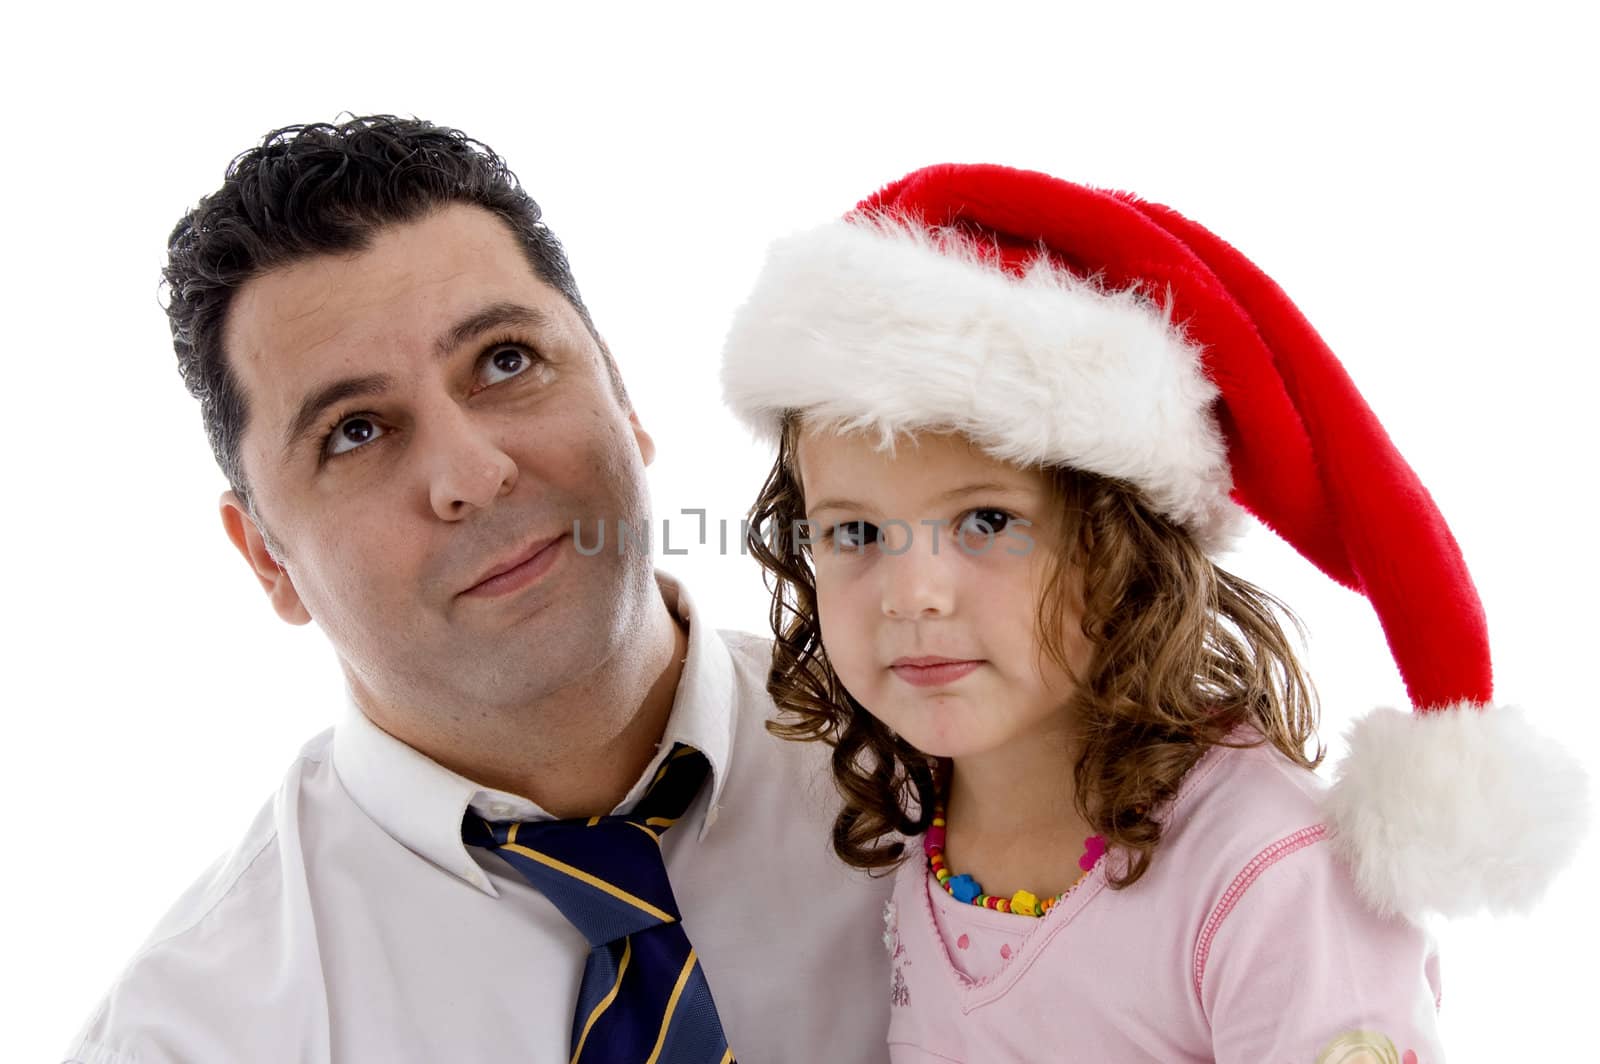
[924,799,1107,917]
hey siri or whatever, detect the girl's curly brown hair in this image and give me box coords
[747,414,1324,890]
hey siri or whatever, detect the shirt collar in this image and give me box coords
[333,569,739,895]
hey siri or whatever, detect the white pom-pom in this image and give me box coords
[1323,702,1590,919]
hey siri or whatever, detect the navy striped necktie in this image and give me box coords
[463,743,736,1063]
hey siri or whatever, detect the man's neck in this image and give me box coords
[349,587,690,819]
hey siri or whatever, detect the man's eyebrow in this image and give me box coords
[280,302,556,461]
[434,300,552,362]
[283,373,395,458]
[806,482,1029,516]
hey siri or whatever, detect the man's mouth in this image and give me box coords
[460,532,566,597]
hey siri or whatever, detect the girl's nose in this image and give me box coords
[880,521,957,619]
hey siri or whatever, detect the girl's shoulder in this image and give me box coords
[1171,740,1446,1057]
[1183,727,1326,806]
[1154,731,1334,889]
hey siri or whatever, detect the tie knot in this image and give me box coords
[462,744,711,946]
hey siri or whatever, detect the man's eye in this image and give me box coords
[481,344,534,386]
[325,415,385,458]
[835,520,879,550]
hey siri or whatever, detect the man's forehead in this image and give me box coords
[226,205,541,372]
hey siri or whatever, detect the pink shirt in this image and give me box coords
[882,739,1445,1062]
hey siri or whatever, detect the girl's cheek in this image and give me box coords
[812,571,850,638]
[818,576,877,661]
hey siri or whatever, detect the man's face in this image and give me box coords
[221,203,658,713]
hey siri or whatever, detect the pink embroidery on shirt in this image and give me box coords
[882,900,902,960]
[883,899,912,1007]
[1192,823,1327,1005]
[956,933,970,950]
[890,966,911,1008]
[999,943,1012,960]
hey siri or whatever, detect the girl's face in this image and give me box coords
[795,425,1090,760]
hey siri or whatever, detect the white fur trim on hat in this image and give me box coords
[719,215,1246,553]
[1323,702,1590,919]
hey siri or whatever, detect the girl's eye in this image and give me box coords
[956,508,1012,540]
[834,520,879,550]
[480,343,534,386]
[958,508,1011,535]
[325,415,385,458]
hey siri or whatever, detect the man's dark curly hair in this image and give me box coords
[162,113,626,514]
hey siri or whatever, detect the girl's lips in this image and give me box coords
[890,660,983,687]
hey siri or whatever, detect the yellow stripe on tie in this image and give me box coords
[508,823,520,845]
[570,936,631,1064]
[625,821,662,843]
[718,1048,734,1064]
[587,816,603,827]
[500,843,675,923]
[643,949,699,1064]
[644,816,678,828]
[648,746,698,788]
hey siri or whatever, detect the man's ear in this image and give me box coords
[219,491,312,625]
[594,333,652,467]
[629,408,657,467]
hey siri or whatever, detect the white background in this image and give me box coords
[3,1,1596,1059]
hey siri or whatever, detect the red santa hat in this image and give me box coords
[719,162,1588,920]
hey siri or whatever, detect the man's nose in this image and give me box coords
[879,522,957,619]
[422,407,518,520]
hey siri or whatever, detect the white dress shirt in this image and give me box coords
[65,571,893,1063]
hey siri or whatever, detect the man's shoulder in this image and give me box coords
[64,732,337,1062]
[714,625,772,663]
[706,625,844,807]
[712,626,780,716]
[126,735,335,954]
